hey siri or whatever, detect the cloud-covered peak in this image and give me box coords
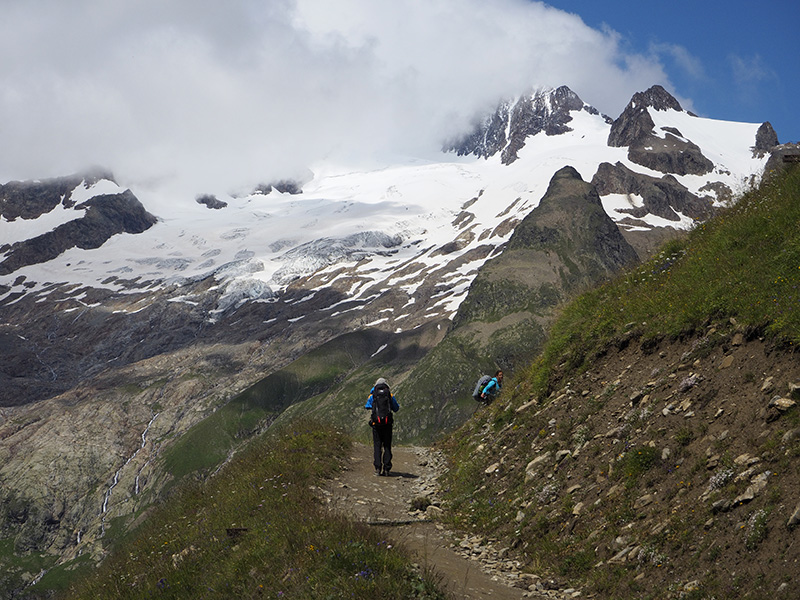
[0,0,671,197]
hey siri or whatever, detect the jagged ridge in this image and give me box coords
[445,85,609,164]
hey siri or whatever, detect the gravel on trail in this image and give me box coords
[320,443,560,600]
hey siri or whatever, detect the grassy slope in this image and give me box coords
[59,422,446,600]
[158,328,394,485]
[439,165,800,599]
[271,319,450,444]
[520,165,800,401]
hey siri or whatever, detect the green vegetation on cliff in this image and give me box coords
[519,165,800,402]
[440,165,800,599]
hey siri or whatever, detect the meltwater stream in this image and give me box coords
[99,413,159,536]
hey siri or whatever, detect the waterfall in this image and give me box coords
[99,413,159,535]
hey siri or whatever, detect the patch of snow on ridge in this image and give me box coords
[371,344,388,357]
[0,204,82,247]
[648,108,767,196]
[70,178,125,204]
[601,194,696,230]
[0,178,125,247]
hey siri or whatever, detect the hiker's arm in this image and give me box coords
[391,395,399,412]
[365,395,373,409]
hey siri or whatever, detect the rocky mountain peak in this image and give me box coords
[451,166,637,337]
[608,85,683,148]
[753,121,779,156]
[608,85,713,176]
[507,165,638,272]
[445,85,607,165]
[634,84,684,112]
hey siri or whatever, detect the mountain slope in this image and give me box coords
[439,164,800,600]
[380,166,639,441]
[0,84,785,594]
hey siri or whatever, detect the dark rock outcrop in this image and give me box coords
[763,143,800,177]
[196,194,228,209]
[753,122,779,157]
[0,169,115,221]
[252,179,306,196]
[592,161,715,222]
[446,102,511,162]
[0,190,158,275]
[446,86,610,165]
[608,85,713,176]
[628,132,714,176]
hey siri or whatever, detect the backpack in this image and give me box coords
[371,383,393,426]
[472,375,492,400]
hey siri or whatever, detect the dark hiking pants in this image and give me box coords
[372,424,393,473]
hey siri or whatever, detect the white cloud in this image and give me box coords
[0,0,669,198]
[650,42,705,81]
[729,53,777,101]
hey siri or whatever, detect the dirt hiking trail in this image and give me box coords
[321,443,562,599]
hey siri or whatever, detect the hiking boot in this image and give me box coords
[375,469,383,476]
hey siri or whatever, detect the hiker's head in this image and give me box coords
[375,377,388,387]
[495,370,503,380]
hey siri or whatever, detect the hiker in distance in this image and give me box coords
[481,370,503,403]
[366,378,399,476]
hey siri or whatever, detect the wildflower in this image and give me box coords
[355,567,374,580]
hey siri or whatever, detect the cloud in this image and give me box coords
[729,53,777,104]
[649,42,705,81]
[0,0,670,197]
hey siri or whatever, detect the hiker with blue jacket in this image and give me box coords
[480,370,503,402]
[365,378,399,476]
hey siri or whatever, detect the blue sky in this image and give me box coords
[544,1,799,143]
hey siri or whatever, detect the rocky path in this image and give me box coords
[320,444,582,599]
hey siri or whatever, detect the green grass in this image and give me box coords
[61,421,446,600]
[0,538,58,596]
[618,445,660,488]
[159,330,393,485]
[514,165,800,403]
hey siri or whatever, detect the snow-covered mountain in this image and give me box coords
[0,86,770,324]
[0,85,785,572]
